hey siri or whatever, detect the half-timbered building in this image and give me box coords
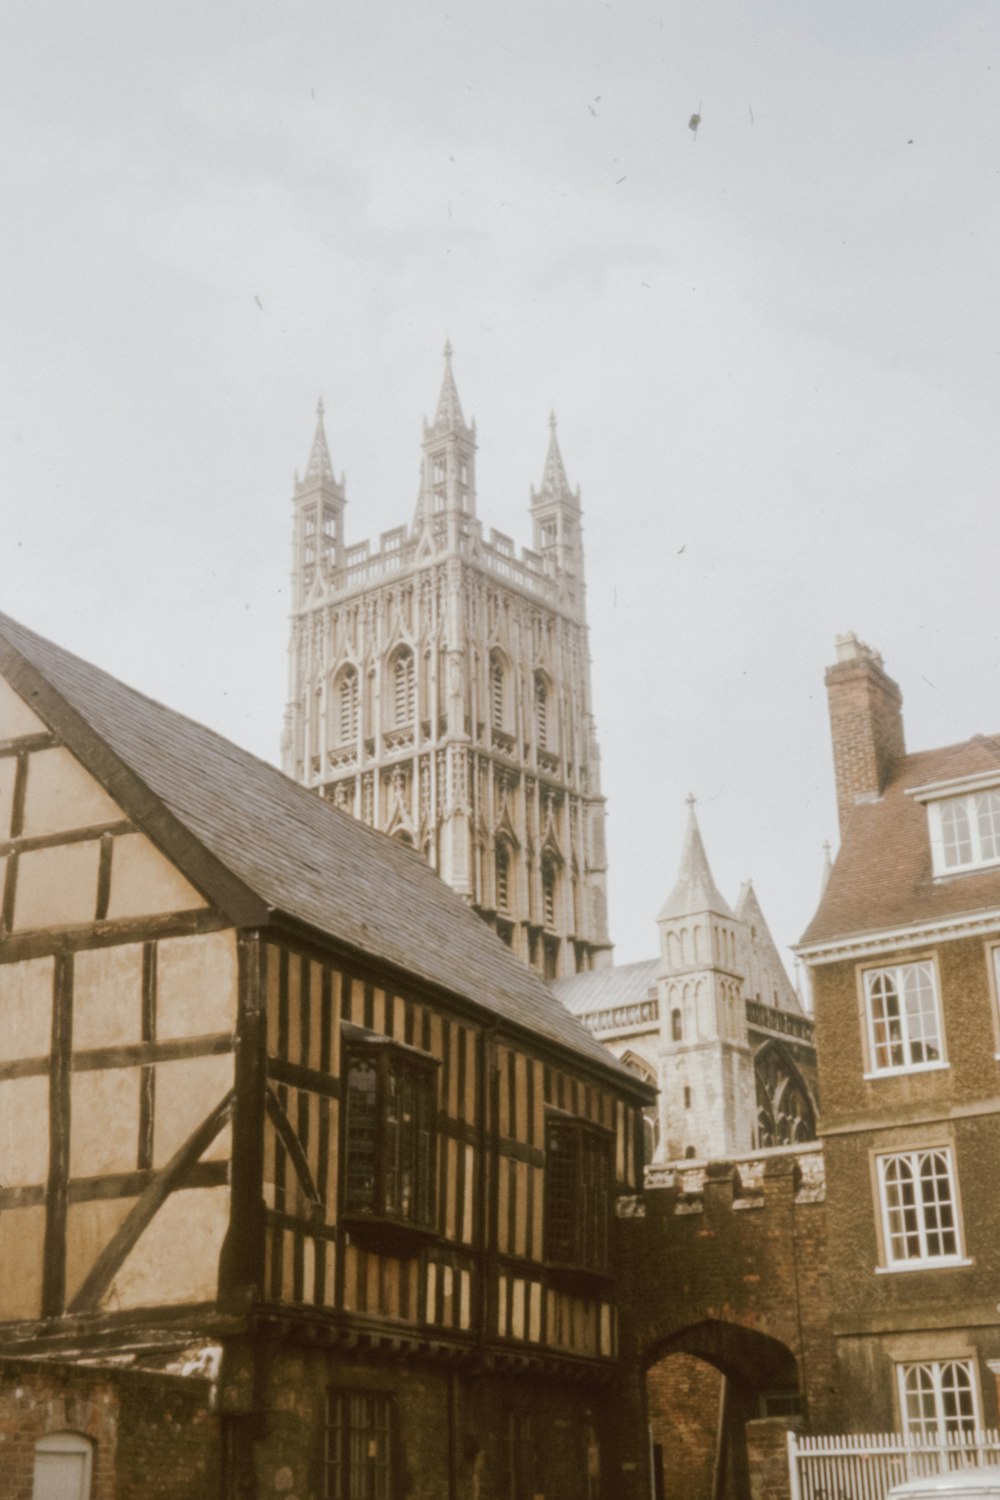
[0,610,653,1500]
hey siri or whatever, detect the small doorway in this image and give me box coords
[32,1433,94,1500]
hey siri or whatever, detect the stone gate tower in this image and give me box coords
[282,345,612,979]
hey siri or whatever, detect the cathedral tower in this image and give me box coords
[282,346,612,979]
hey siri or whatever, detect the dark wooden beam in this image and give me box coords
[67,1089,234,1314]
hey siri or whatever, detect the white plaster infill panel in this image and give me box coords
[21,745,124,839]
[14,840,101,930]
[0,955,54,1059]
[105,831,207,919]
[0,674,47,740]
[73,943,143,1050]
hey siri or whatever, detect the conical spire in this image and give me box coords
[431,339,466,432]
[304,398,335,484]
[657,796,735,921]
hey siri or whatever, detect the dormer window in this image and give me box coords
[928,790,1000,875]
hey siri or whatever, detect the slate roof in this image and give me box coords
[0,611,643,1089]
[550,958,658,1017]
[800,734,1000,948]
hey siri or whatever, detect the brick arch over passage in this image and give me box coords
[644,1318,800,1393]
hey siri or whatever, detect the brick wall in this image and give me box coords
[0,1357,218,1500]
[647,1353,721,1499]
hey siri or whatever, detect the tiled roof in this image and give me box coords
[800,735,1000,947]
[0,612,641,1088]
[550,958,658,1017]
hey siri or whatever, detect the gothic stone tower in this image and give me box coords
[656,799,757,1160]
[282,345,612,980]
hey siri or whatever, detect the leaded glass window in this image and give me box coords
[343,1029,437,1229]
[544,1117,613,1274]
[325,1392,393,1500]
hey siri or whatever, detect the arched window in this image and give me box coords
[671,1008,683,1042]
[541,859,557,930]
[489,651,505,730]
[337,667,359,744]
[496,843,510,912]
[534,673,549,750]
[33,1433,94,1500]
[392,648,415,727]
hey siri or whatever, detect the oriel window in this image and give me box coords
[342,1025,438,1231]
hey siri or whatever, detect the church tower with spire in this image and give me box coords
[656,799,757,1161]
[282,345,611,979]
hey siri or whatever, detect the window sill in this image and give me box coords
[545,1262,615,1296]
[342,1214,439,1258]
[863,1061,950,1081]
[875,1257,972,1275]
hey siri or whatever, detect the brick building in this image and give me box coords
[0,610,653,1500]
[797,632,1000,1439]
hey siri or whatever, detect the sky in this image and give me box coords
[3,2,999,981]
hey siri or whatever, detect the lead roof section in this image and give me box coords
[800,734,1000,947]
[551,958,659,1017]
[0,610,645,1092]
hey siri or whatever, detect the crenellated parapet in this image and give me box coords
[621,1141,825,1217]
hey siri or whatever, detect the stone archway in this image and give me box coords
[644,1320,800,1500]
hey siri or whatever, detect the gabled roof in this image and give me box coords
[800,735,1000,948]
[551,958,659,1018]
[657,802,734,922]
[0,611,643,1090]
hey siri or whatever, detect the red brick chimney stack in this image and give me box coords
[825,633,905,836]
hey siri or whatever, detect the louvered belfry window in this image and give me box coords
[544,1117,613,1274]
[393,650,415,726]
[534,673,548,750]
[490,652,504,729]
[343,1029,437,1228]
[338,668,359,743]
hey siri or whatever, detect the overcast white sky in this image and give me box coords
[3,2,999,977]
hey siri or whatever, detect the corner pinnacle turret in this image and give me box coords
[303,398,336,487]
[535,412,578,506]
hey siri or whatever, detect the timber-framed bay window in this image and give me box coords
[875,1147,969,1271]
[862,960,945,1076]
[341,1023,438,1247]
[325,1391,393,1500]
[544,1114,613,1284]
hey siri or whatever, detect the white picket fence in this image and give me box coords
[788,1428,1000,1500]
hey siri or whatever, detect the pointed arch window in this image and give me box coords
[337,667,359,744]
[392,649,415,728]
[534,673,549,751]
[671,1008,683,1042]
